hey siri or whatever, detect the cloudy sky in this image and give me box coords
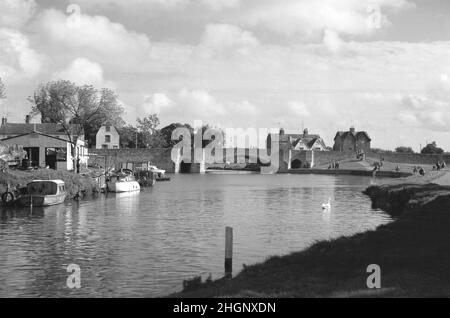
[1,0,450,150]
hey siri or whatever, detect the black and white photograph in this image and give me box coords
[1,0,450,304]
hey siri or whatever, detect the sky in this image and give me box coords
[1,0,450,151]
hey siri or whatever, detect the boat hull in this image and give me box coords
[107,181,141,193]
[18,193,67,207]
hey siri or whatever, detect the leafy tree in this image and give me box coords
[0,77,5,99]
[395,146,415,154]
[29,80,125,148]
[158,123,193,148]
[137,114,160,147]
[118,125,140,149]
[421,141,444,154]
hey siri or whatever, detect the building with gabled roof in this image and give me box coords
[333,127,371,152]
[0,116,87,170]
[267,128,327,151]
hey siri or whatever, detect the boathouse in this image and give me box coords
[0,118,88,170]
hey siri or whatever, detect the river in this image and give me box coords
[0,174,392,297]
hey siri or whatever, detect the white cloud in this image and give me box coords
[198,24,259,57]
[289,101,311,117]
[228,100,257,115]
[0,0,36,28]
[141,93,173,114]
[0,28,42,80]
[52,58,112,87]
[323,29,344,53]
[178,89,226,117]
[398,75,450,132]
[202,0,240,11]
[246,0,412,39]
[36,9,151,61]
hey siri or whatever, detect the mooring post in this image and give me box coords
[225,226,233,277]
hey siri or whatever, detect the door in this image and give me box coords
[23,147,40,167]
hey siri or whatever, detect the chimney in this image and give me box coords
[279,128,285,135]
[350,127,355,134]
[1,117,6,126]
[303,128,309,136]
[25,115,30,124]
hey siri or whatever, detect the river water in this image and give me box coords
[0,174,392,297]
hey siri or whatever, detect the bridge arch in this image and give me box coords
[291,159,302,169]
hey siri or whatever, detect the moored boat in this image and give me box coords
[149,165,170,181]
[107,171,141,193]
[18,180,67,207]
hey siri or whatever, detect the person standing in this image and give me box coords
[76,156,80,174]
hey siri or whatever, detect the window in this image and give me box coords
[113,145,119,149]
[105,135,111,143]
[102,144,108,149]
[106,125,111,132]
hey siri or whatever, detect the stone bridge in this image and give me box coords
[89,147,450,174]
[88,147,275,173]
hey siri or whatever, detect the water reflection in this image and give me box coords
[0,174,392,297]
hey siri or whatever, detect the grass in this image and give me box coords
[170,181,450,298]
[0,168,100,200]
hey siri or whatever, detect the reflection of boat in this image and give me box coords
[107,171,141,193]
[18,180,67,207]
[206,169,258,175]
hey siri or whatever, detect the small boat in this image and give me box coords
[18,180,67,207]
[107,171,141,193]
[149,165,170,181]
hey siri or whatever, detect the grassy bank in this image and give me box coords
[0,169,100,200]
[170,180,450,298]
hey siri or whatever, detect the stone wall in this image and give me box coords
[89,148,176,172]
[365,151,450,165]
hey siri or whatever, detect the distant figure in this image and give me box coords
[413,166,418,174]
[419,167,425,176]
[436,161,441,171]
[336,161,340,169]
[395,165,400,172]
[442,161,446,170]
[76,156,80,174]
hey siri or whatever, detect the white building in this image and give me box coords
[0,119,88,171]
[96,125,120,149]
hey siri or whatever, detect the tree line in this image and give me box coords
[25,79,217,149]
[0,77,447,154]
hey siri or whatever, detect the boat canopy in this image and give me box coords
[27,180,65,195]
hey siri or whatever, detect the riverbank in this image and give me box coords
[170,172,450,297]
[286,168,411,178]
[0,169,100,201]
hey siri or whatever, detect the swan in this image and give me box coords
[322,198,331,210]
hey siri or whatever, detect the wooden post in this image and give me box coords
[225,226,233,277]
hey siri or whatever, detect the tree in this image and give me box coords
[421,141,444,154]
[29,80,125,148]
[395,146,415,154]
[137,114,160,147]
[118,125,141,148]
[158,123,193,148]
[83,88,126,146]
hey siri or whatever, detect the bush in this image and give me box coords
[0,169,100,200]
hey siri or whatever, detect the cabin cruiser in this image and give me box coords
[18,180,67,207]
[107,170,141,193]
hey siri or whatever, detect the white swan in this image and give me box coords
[322,198,331,210]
